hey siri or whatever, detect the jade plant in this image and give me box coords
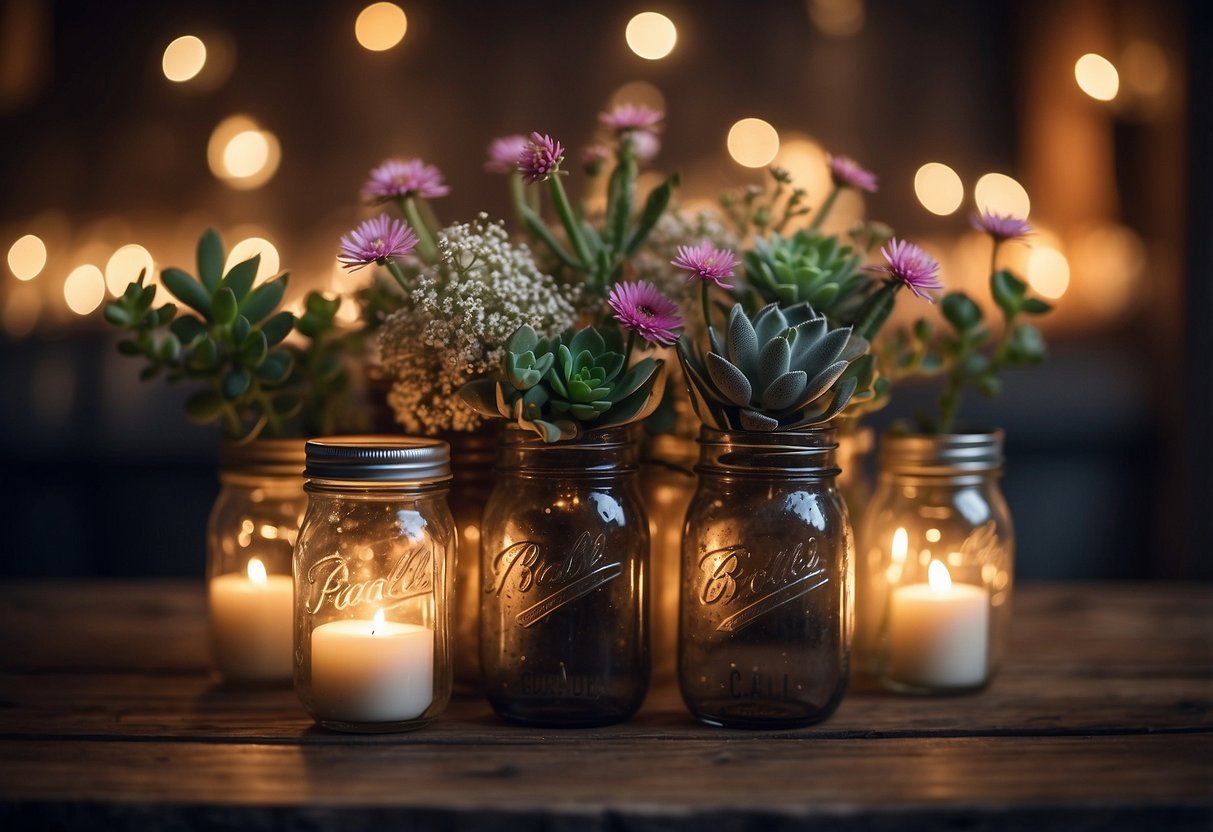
[458,324,666,443]
[103,229,354,441]
[676,302,874,432]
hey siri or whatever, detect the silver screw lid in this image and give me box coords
[304,435,451,485]
[877,430,1004,477]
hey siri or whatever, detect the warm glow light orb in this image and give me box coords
[225,237,280,285]
[356,3,408,52]
[626,12,677,60]
[914,162,964,216]
[727,118,780,168]
[8,234,47,281]
[808,0,865,38]
[208,116,281,189]
[105,244,155,296]
[609,80,666,113]
[1074,53,1119,101]
[64,264,106,315]
[223,130,270,178]
[1027,247,1070,299]
[162,35,207,83]
[974,172,1030,218]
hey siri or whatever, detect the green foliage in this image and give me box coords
[676,301,873,432]
[742,229,867,318]
[102,229,358,441]
[458,324,667,443]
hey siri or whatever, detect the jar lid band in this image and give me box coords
[304,435,451,484]
[877,430,1004,475]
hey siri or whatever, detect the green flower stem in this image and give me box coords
[520,203,581,270]
[548,174,592,270]
[810,185,841,231]
[398,196,438,264]
[384,259,410,294]
[508,171,529,230]
[852,280,901,341]
[254,386,284,437]
[990,239,1001,278]
[937,368,964,435]
[624,330,636,366]
[701,281,713,334]
[219,400,243,438]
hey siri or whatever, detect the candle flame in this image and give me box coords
[371,608,385,635]
[928,560,952,593]
[891,528,908,563]
[247,557,267,586]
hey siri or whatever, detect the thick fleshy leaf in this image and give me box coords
[793,324,851,373]
[606,358,659,403]
[222,256,259,302]
[458,378,500,417]
[240,276,286,324]
[222,368,251,400]
[706,352,753,407]
[494,381,514,419]
[196,229,224,292]
[753,303,789,343]
[261,311,294,346]
[568,327,605,356]
[837,333,869,363]
[757,335,791,391]
[161,268,211,316]
[521,384,549,420]
[507,325,539,353]
[739,409,779,431]
[255,350,293,385]
[169,316,206,345]
[761,370,808,411]
[726,304,759,378]
[788,359,849,412]
[232,315,251,346]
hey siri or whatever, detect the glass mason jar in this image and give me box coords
[855,430,1014,695]
[679,428,853,729]
[293,436,454,733]
[638,433,697,684]
[836,425,874,534]
[480,426,650,727]
[206,438,306,685]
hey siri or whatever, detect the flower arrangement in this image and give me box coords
[103,229,356,441]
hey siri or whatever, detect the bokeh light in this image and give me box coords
[356,3,408,52]
[105,244,155,296]
[1074,53,1119,101]
[224,237,280,285]
[64,264,106,316]
[608,80,666,113]
[1027,247,1070,299]
[1071,223,1146,317]
[626,12,677,60]
[914,162,965,216]
[974,172,1031,218]
[161,35,207,83]
[727,118,780,168]
[207,115,281,189]
[808,0,865,38]
[1121,41,1168,98]
[2,284,41,337]
[8,234,47,280]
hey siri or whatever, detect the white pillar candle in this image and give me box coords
[311,610,434,723]
[208,557,294,682]
[889,560,990,689]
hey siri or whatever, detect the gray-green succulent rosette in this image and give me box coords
[458,324,667,443]
[676,301,875,432]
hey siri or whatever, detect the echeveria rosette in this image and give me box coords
[676,301,875,432]
[459,325,667,443]
[741,229,866,322]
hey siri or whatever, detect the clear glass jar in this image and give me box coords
[206,439,305,685]
[679,428,853,729]
[639,433,697,684]
[480,426,650,727]
[855,430,1014,695]
[293,436,454,733]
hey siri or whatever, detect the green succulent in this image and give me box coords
[743,229,866,318]
[103,228,355,441]
[677,302,875,432]
[459,325,666,443]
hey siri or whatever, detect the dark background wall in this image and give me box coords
[0,0,1206,580]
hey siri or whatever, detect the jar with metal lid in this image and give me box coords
[855,430,1013,695]
[206,438,305,685]
[293,436,454,733]
[480,425,650,727]
[678,428,853,729]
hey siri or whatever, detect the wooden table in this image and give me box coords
[0,581,1209,830]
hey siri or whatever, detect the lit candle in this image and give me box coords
[208,556,294,682]
[310,609,434,724]
[889,560,990,689]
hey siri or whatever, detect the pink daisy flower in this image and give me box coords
[671,242,740,290]
[484,134,530,174]
[361,158,450,203]
[867,238,944,301]
[518,132,564,184]
[608,280,683,346]
[337,214,419,271]
[828,154,879,193]
[599,103,664,134]
[971,210,1032,242]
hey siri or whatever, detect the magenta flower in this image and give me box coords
[485,134,530,174]
[671,242,740,290]
[828,154,879,193]
[361,158,450,203]
[867,238,944,301]
[337,214,419,271]
[517,132,565,183]
[629,130,660,162]
[971,210,1032,242]
[600,103,664,134]
[608,280,683,346]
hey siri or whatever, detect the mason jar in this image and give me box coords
[206,438,305,685]
[293,436,454,733]
[855,430,1013,695]
[679,428,853,729]
[480,426,650,727]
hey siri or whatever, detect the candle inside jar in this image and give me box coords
[889,560,990,690]
[208,556,294,682]
[310,609,434,724]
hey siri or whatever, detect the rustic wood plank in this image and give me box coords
[0,735,1208,832]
